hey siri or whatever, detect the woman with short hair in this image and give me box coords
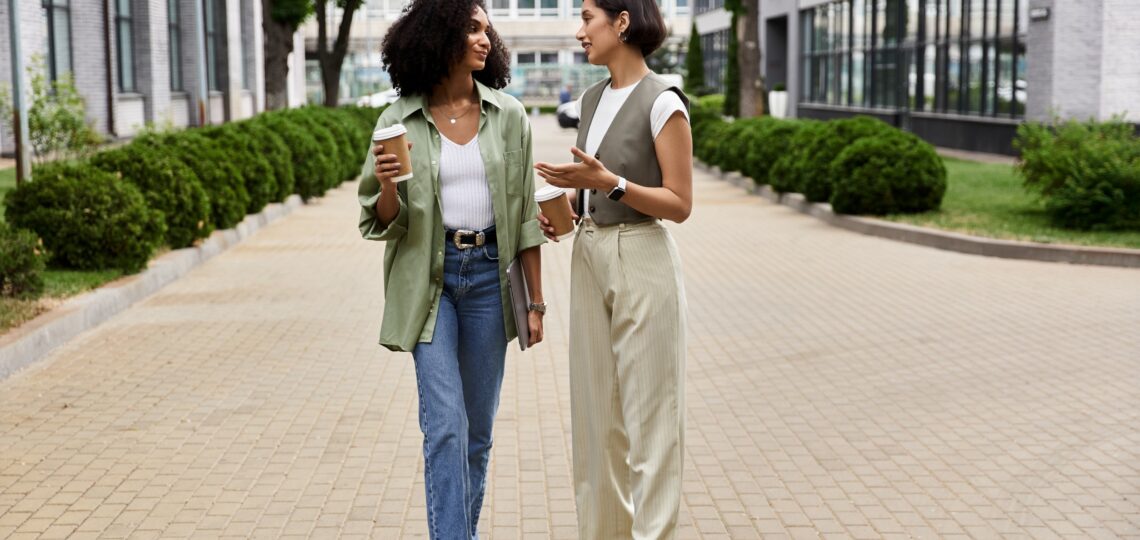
[535,0,693,536]
[358,0,547,537]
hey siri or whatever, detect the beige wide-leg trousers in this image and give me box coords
[569,218,687,540]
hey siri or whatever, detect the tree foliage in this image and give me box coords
[684,22,705,96]
[0,56,102,164]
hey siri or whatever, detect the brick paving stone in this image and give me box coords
[1,115,1139,538]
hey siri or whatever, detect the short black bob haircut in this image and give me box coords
[381,0,511,96]
[593,0,667,58]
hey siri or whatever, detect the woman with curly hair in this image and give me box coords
[535,0,692,537]
[357,0,547,537]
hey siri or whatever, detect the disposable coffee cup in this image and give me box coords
[535,185,575,240]
[372,124,413,182]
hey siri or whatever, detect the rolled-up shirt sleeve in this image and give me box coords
[517,118,547,252]
[358,145,408,242]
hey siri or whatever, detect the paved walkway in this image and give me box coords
[1,115,1138,539]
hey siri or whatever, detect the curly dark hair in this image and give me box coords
[381,0,511,96]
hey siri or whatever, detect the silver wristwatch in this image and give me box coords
[528,302,547,314]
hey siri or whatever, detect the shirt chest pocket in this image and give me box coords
[503,149,527,196]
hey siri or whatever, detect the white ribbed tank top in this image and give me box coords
[439,134,495,231]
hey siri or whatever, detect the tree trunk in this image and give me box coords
[262,0,296,110]
[739,0,762,117]
[316,0,360,107]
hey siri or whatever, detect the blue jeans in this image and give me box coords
[412,238,507,540]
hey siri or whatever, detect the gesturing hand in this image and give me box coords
[534,147,616,192]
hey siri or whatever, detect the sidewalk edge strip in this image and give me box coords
[0,194,306,381]
[699,162,1140,269]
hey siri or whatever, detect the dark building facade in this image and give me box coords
[695,0,1140,155]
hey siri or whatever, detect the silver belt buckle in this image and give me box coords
[452,229,483,249]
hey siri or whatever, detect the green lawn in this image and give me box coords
[1,269,124,334]
[885,158,1140,250]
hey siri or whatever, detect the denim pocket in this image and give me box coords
[482,243,500,261]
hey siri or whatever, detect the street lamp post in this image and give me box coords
[7,0,32,184]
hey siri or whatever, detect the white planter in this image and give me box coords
[768,91,788,119]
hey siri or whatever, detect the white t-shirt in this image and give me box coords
[575,80,689,217]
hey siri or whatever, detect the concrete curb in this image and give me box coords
[697,162,1140,269]
[0,194,306,381]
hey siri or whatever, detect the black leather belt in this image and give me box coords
[446,228,496,249]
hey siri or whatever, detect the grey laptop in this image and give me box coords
[506,258,530,351]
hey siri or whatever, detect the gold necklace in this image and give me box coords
[433,99,477,125]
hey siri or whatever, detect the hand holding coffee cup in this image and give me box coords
[536,185,577,242]
[372,124,414,183]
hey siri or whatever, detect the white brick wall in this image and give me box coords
[1027,0,1140,123]
[1099,0,1140,121]
[115,94,147,136]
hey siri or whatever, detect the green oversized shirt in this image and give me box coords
[358,81,546,352]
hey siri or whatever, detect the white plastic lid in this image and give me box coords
[535,185,568,203]
[372,124,407,141]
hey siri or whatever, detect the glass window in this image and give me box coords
[995,38,1013,114]
[998,0,1014,36]
[540,0,557,16]
[518,0,536,16]
[517,52,536,64]
[116,0,135,92]
[241,11,253,90]
[795,0,1037,114]
[204,0,225,91]
[904,0,919,42]
[540,52,558,64]
[966,42,982,112]
[968,0,983,38]
[946,42,960,110]
[492,0,510,16]
[43,0,74,82]
[947,0,961,36]
[169,0,183,90]
[924,0,938,42]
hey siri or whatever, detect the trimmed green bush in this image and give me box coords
[717,118,766,173]
[696,118,732,167]
[695,94,725,113]
[794,116,897,202]
[327,106,374,165]
[0,221,47,299]
[829,130,947,215]
[278,109,341,191]
[302,107,360,182]
[744,119,811,188]
[256,113,330,200]
[5,161,165,272]
[136,131,250,230]
[1016,119,1140,230]
[1042,138,1140,230]
[91,144,211,248]
[233,119,295,202]
[769,121,827,193]
[201,124,276,214]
